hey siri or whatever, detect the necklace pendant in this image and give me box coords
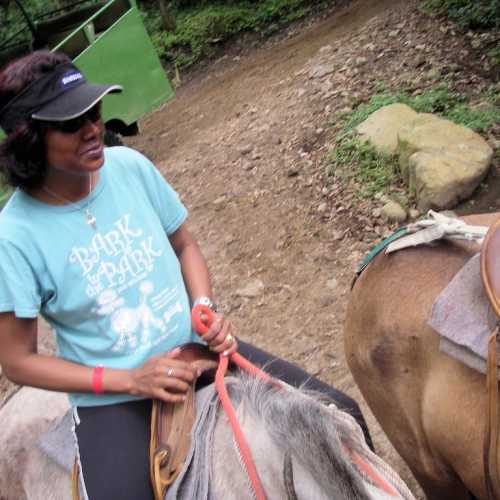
[85,209,97,230]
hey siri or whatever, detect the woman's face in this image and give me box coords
[44,104,105,177]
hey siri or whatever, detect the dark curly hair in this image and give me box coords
[0,50,71,190]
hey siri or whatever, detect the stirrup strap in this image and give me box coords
[71,460,80,500]
[149,344,218,500]
[484,327,500,500]
[481,217,500,500]
[150,384,197,500]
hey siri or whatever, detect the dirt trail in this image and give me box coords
[139,0,402,158]
[127,0,424,496]
[4,0,491,495]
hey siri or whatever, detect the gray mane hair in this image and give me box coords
[229,372,371,500]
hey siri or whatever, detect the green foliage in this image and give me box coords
[142,0,330,70]
[0,183,11,209]
[159,4,254,68]
[489,46,500,67]
[446,102,500,130]
[0,168,11,209]
[327,137,401,198]
[339,91,406,132]
[421,0,500,29]
[341,84,499,133]
[0,0,330,70]
[1,0,47,47]
[0,0,101,50]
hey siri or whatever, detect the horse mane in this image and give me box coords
[230,373,371,500]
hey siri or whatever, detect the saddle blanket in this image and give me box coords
[429,252,500,377]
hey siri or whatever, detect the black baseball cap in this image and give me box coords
[0,62,122,132]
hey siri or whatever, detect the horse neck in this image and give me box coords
[210,377,371,500]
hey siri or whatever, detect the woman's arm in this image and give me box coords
[169,224,237,355]
[0,312,197,402]
[168,224,213,301]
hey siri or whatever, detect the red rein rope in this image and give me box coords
[215,354,267,500]
[192,305,274,500]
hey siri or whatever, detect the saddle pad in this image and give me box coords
[38,409,75,473]
[429,252,500,377]
[165,378,241,500]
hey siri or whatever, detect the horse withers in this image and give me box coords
[345,212,499,500]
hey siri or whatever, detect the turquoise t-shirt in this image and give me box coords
[0,146,201,406]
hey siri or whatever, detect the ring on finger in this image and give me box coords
[226,333,234,344]
[167,367,174,377]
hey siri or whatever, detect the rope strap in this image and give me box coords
[215,353,272,500]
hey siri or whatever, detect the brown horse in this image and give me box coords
[344,212,499,500]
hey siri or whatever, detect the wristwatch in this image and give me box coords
[192,296,218,312]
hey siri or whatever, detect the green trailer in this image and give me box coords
[0,0,174,207]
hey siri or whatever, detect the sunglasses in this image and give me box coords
[44,103,102,134]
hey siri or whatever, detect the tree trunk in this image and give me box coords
[158,0,176,32]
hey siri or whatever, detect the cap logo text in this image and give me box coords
[61,72,83,86]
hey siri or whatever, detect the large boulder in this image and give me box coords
[398,114,493,209]
[409,150,489,211]
[355,103,418,154]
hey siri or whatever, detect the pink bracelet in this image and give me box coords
[92,366,104,395]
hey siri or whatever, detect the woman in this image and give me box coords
[0,50,370,499]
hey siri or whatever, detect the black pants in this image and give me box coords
[75,341,371,500]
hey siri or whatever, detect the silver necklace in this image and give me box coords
[42,174,97,230]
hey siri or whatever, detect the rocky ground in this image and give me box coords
[1,0,498,497]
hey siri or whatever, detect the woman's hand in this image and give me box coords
[199,312,238,356]
[129,348,199,403]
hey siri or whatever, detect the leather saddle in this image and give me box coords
[480,218,500,500]
[149,343,219,500]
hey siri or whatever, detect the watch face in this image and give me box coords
[194,296,218,312]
